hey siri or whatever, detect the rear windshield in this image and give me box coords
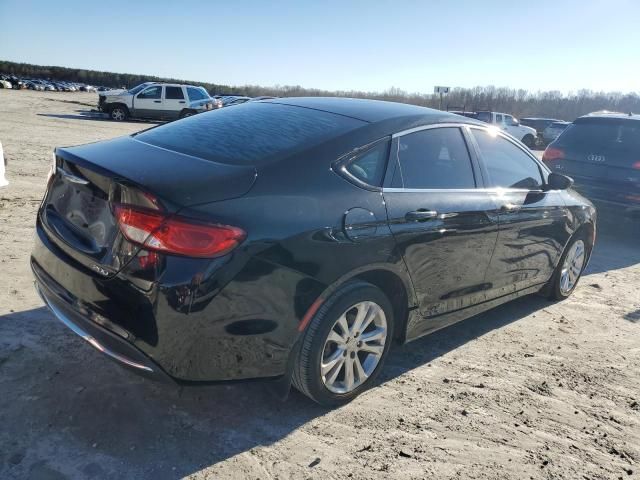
[135,102,366,165]
[556,120,640,154]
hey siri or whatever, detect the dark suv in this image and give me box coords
[543,112,640,219]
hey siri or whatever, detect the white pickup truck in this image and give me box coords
[98,82,215,121]
[474,111,538,148]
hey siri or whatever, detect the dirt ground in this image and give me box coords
[0,90,639,480]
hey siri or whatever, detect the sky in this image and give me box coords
[1,0,639,94]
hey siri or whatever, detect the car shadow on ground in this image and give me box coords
[37,111,160,125]
[0,296,547,479]
[1,225,637,478]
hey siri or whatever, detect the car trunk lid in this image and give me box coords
[39,136,256,276]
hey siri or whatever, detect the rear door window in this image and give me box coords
[392,127,476,189]
[472,129,543,189]
[165,86,184,100]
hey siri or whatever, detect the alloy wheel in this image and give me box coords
[320,301,387,394]
[560,239,585,295]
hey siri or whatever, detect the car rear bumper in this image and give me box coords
[31,216,301,383]
[33,261,174,383]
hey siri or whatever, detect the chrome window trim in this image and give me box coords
[382,187,541,194]
[391,122,475,138]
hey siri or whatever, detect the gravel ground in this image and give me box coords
[0,90,639,480]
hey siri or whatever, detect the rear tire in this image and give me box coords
[546,232,589,300]
[109,106,128,121]
[292,281,394,406]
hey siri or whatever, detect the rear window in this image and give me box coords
[135,102,366,165]
[556,120,640,155]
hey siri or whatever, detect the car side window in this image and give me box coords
[138,86,162,99]
[495,114,503,124]
[187,87,205,101]
[344,140,390,187]
[472,129,543,189]
[392,127,476,189]
[165,86,184,100]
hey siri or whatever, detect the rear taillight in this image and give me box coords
[542,147,564,163]
[114,204,245,258]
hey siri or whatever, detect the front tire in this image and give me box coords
[292,281,394,406]
[109,106,128,121]
[547,233,589,300]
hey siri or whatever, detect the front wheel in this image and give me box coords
[547,234,588,300]
[292,281,394,406]
[109,106,128,121]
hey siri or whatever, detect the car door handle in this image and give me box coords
[153,100,161,103]
[179,101,185,104]
[405,210,438,221]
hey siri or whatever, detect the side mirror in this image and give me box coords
[545,172,573,190]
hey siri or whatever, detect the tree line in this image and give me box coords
[2,60,639,121]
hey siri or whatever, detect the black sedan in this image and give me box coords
[32,98,596,405]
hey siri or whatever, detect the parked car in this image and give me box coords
[0,79,13,89]
[98,82,215,121]
[543,112,640,219]
[221,95,251,107]
[475,111,538,147]
[32,98,596,406]
[542,121,570,144]
[521,117,562,136]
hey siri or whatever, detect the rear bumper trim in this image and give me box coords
[35,283,154,373]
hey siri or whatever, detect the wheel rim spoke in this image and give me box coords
[325,356,345,385]
[353,355,367,382]
[326,329,346,346]
[360,343,384,356]
[343,357,355,390]
[322,348,345,376]
[360,327,385,343]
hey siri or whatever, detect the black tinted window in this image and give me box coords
[472,129,543,189]
[138,86,162,99]
[476,112,492,123]
[345,140,390,187]
[165,86,184,100]
[393,127,476,189]
[556,121,640,157]
[135,103,365,165]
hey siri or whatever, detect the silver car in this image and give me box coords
[543,121,571,144]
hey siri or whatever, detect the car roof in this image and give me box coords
[262,97,478,124]
[578,111,640,121]
[521,117,560,121]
